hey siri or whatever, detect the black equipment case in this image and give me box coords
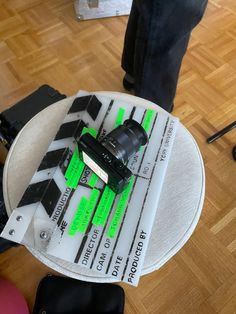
[0,85,66,252]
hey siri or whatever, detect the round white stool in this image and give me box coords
[3,92,205,282]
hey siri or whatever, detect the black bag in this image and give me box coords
[0,85,66,252]
[0,85,66,149]
[33,275,125,314]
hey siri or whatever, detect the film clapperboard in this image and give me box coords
[1,91,179,286]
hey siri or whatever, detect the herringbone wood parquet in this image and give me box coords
[0,1,235,313]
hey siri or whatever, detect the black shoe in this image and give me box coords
[232,146,236,161]
[123,75,134,92]
[123,74,174,113]
[169,104,174,113]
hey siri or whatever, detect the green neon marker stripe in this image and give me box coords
[142,109,155,132]
[94,187,115,226]
[65,147,79,179]
[81,127,98,138]
[99,189,116,226]
[92,186,116,226]
[88,173,99,188]
[65,127,97,181]
[107,176,134,238]
[66,159,85,188]
[115,107,125,127]
[78,188,100,233]
[68,196,87,236]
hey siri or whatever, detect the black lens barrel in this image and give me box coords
[101,119,148,163]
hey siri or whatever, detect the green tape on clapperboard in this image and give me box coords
[107,176,135,238]
[68,196,87,236]
[65,127,98,188]
[78,188,100,233]
[140,109,155,152]
[99,189,116,226]
[115,107,125,128]
[88,172,99,188]
[92,186,116,226]
[66,159,85,188]
[65,147,79,179]
[81,127,98,138]
[142,109,155,133]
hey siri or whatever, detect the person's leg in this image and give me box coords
[122,0,208,112]
[121,1,139,79]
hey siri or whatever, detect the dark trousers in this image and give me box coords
[122,0,208,112]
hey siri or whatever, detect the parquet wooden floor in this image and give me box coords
[0,1,235,313]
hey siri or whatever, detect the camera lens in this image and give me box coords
[101,119,148,163]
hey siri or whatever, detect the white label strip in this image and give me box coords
[82,152,109,184]
[78,225,103,268]
[123,118,179,285]
[105,177,149,280]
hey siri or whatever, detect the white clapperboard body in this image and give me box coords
[1,91,179,286]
